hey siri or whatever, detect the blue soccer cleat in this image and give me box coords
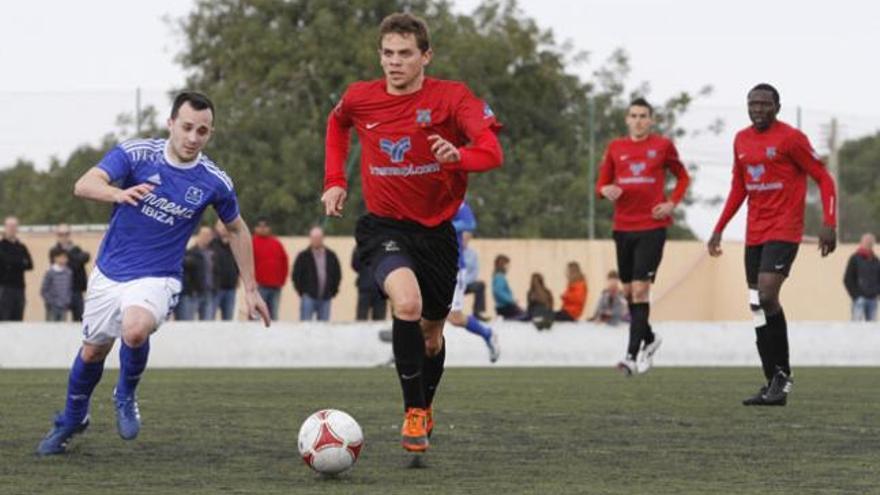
[113,388,141,440]
[36,413,90,456]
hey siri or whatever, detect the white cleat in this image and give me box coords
[616,358,637,377]
[637,335,662,375]
[487,331,501,363]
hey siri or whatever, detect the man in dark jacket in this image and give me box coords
[176,226,215,320]
[844,233,880,321]
[292,226,341,321]
[0,216,34,321]
[211,220,239,320]
[49,224,91,321]
[352,245,387,321]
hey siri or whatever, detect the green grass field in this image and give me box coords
[2,368,878,495]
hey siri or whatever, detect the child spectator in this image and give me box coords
[41,250,72,322]
[492,254,528,320]
[555,261,587,321]
[589,270,629,326]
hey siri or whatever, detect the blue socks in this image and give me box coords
[117,338,150,399]
[465,315,493,343]
[62,351,105,426]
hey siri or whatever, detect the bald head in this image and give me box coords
[3,216,18,239]
[309,226,324,249]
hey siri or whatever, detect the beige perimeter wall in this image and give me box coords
[12,232,855,323]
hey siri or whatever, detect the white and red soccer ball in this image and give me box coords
[297,409,364,475]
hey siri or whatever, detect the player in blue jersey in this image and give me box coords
[37,92,270,456]
[447,201,499,363]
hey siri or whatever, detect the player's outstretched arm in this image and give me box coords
[225,216,271,327]
[74,167,153,205]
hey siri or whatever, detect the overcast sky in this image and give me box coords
[1,0,877,239]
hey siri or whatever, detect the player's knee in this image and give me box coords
[121,322,152,348]
[393,295,422,320]
[80,344,110,363]
[631,283,650,302]
[757,290,780,314]
[424,334,444,357]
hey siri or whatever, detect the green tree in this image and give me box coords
[175,0,709,237]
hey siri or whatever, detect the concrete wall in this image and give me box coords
[1,321,878,368]
[9,232,857,322]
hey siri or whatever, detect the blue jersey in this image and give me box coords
[95,138,240,282]
[451,201,476,269]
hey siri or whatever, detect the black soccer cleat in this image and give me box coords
[742,385,769,406]
[762,367,793,406]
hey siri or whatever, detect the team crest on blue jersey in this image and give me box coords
[185,186,204,205]
[416,109,432,126]
[379,137,411,163]
[747,164,766,181]
[647,149,657,159]
[766,146,776,158]
[629,163,646,176]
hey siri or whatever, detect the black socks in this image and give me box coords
[627,302,651,360]
[392,317,426,409]
[423,339,446,408]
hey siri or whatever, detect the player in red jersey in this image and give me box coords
[709,83,836,406]
[321,13,502,452]
[596,98,690,376]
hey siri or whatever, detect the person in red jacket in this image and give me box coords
[709,83,836,406]
[555,261,587,321]
[596,97,690,376]
[321,13,502,453]
[252,217,289,320]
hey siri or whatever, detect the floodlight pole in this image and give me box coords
[587,97,596,240]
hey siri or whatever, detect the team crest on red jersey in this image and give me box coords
[647,149,657,159]
[416,109,432,127]
[766,146,776,158]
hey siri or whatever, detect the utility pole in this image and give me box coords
[796,105,802,130]
[587,97,596,239]
[135,87,142,136]
[827,117,840,237]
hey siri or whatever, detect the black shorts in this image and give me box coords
[744,241,799,285]
[613,228,667,284]
[354,214,458,321]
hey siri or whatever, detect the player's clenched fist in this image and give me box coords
[600,185,622,201]
[322,186,347,217]
[428,134,461,163]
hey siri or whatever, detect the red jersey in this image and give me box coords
[252,234,289,288]
[713,120,836,245]
[324,77,503,227]
[595,134,690,231]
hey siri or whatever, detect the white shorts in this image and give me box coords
[81,268,182,345]
[450,269,467,313]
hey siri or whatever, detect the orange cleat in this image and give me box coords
[426,406,434,438]
[401,407,429,452]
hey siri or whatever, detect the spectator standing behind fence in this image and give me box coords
[49,224,90,322]
[211,220,239,320]
[176,227,215,320]
[292,226,341,321]
[555,262,588,322]
[462,231,489,321]
[252,217,288,321]
[493,254,528,320]
[589,270,629,326]
[41,250,73,321]
[352,245,386,321]
[0,216,33,321]
[844,233,880,322]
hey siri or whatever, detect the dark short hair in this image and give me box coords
[607,270,619,279]
[629,97,653,116]
[494,254,510,272]
[50,247,68,260]
[379,13,431,52]
[171,91,215,120]
[255,217,270,226]
[749,83,780,105]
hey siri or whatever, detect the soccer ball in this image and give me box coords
[297,409,364,475]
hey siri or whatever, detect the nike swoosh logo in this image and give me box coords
[366,122,381,129]
[400,372,421,380]
[738,153,747,159]
[774,264,785,270]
